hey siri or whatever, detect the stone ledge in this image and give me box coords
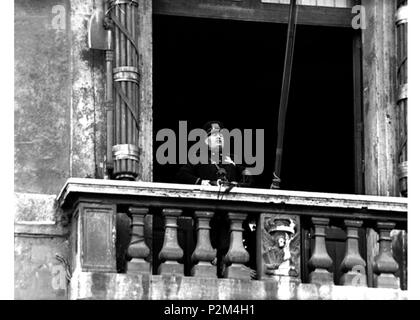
[15,192,68,237]
[70,272,408,300]
[58,178,408,213]
[14,222,68,237]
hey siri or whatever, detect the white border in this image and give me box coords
[5,0,419,301]
[0,0,15,300]
[408,0,420,300]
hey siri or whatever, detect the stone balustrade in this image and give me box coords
[191,211,217,278]
[57,178,408,297]
[340,220,367,286]
[308,217,334,285]
[158,208,184,275]
[126,207,150,274]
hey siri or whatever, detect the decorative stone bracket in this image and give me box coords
[70,201,117,274]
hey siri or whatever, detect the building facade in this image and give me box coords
[14,0,408,300]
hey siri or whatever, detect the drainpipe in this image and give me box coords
[104,0,114,179]
[396,0,408,197]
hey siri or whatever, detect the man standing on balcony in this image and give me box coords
[176,120,253,187]
[176,120,256,278]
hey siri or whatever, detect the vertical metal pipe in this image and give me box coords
[132,5,138,149]
[120,5,126,145]
[115,3,121,147]
[104,1,114,177]
[131,3,138,176]
[119,5,127,174]
[402,22,407,164]
[133,3,138,176]
[397,23,402,159]
[126,3,133,175]
[134,4,138,176]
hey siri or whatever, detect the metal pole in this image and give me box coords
[132,6,138,152]
[120,5,127,175]
[272,0,298,189]
[114,2,121,175]
[126,4,133,175]
[104,1,114,178]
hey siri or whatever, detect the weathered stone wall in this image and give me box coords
[70,272,408,300]
[14,193,70,299]
[69,0,106,180]
[14,0,106,299]
[15,235,70,300]
[15,0,71,195]
[15,0,106,192]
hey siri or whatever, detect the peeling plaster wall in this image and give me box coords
[15,0,106,194]
[14,192,70,300]
[15,0,71,195]
[15,236,70,300]
[69,0,106,179]
[14,0,106,299]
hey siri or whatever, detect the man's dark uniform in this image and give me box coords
[176,155,249,186]
[175,121,255,277]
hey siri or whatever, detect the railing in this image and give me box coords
[57,178,408,299]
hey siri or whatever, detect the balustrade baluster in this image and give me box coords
[340,220,367,286]
[158,208,184,275]
[373,222,400,289]
[223,212,250,280]
[191,211,217,278]
[126,207,150,274]
[308,217,334,285]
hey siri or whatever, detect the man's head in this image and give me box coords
[203,121,225,151]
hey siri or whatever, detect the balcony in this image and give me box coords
[57,178,408,300]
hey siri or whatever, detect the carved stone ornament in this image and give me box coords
[260,214,300,279]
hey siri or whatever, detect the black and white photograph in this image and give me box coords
[7,0,420,305]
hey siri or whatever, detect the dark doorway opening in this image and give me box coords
[152,15,359,281]
[153,15,356,194]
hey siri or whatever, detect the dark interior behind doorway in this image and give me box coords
[153,15,356,194]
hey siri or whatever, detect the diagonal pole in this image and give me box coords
[271,0,299,189]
